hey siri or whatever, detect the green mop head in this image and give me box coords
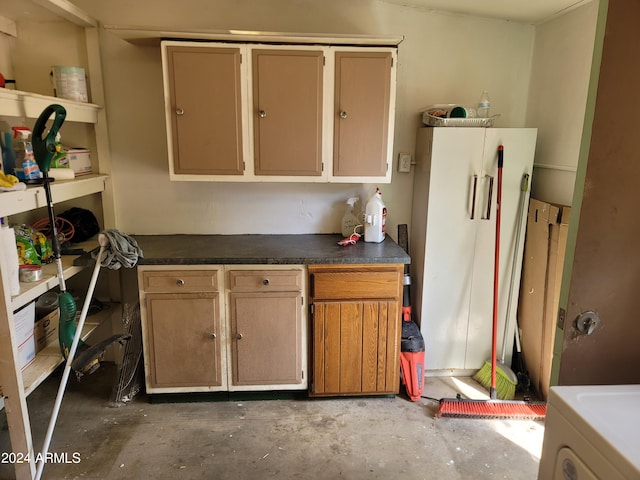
[473,360,517,401]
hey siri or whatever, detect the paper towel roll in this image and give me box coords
[0,224,20,295]
[48,168,75,180]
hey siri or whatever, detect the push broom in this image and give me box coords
[437,145,546,420]
[473,174,530,400]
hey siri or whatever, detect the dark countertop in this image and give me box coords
[131,234,410,265]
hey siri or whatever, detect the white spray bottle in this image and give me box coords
[341,197,360,237]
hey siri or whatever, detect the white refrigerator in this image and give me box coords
[410,127,537,375]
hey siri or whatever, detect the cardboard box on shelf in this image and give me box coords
[67,148,92,176]
[34,308,59,354]
[13,301,36,371]
[518,198,571,400]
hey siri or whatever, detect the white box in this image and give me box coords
[68,148,92,176]
[13,302,36,370]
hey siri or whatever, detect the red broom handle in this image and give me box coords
[491,145,504,400]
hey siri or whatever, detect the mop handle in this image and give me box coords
[35,237,108,480]
[491,146,504,399]
[500,173,529,363]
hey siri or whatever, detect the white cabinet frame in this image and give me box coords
[161,40,397,184]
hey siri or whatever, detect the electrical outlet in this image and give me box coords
[398,153,412,173]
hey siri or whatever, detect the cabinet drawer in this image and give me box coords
[228,270,302,292]
[141,270,219,293]
[311,271,400,300]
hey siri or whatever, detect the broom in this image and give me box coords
[473,173,530,400]
[437,145,546,420]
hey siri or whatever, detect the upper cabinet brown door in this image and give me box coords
[165,45,244,175]
[333,51,393,178]
[252,49,324,176]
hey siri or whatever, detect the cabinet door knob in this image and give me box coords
[176,279,185,286]
[176,107,184,116]
[259,110,267,118]
[262,278,270,286]
[339,111,348,119]
[236,333,244,340]
[209,332,217,339]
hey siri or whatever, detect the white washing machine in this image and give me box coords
[538,384,640,479]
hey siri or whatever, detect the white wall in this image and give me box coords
[57,0,534,237]
[527,0,599,206]
[4,1,599,236]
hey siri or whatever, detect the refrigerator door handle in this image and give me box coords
[470,174,478,220]
[484,175,494,220]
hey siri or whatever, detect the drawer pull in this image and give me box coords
[236,333,244,340]
[262,278,270,286]
[484,175,494,220]
[176,279,185,286]
[209,332,217,339]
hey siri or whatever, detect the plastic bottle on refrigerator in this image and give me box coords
[477,91,491,118]
[364,188,387,243]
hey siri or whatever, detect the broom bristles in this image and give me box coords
[437,398,546,420]
[473,360,517,400]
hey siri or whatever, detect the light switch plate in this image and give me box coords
[398,153,412,173]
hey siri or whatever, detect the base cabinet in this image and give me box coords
[228,269,304,387]
[308,264,402,396]
[145,292,223,389]
[139,267,227,393]
[230,293,302,385]
[138,265,306,394]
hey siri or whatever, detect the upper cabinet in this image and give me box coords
[163,44,245,176]
[161,40,397,183]
[332,49,394,181]
[252,48,324,177]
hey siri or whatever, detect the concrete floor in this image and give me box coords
[1,365,544,479]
